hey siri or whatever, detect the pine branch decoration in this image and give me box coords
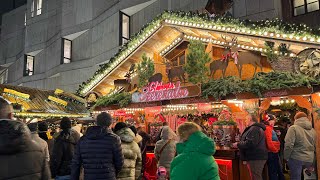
[137,53,155,88]
[184,40,211,84]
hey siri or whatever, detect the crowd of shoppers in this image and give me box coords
[0,95,317,180]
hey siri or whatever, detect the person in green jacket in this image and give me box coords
[170,122,220,180]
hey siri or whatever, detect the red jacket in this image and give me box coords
[265,125,280,153]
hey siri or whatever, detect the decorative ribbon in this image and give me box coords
[231,52,239,64]
[221,53,231,62]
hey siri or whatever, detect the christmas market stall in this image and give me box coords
[0,84,89,121]
[77,11,320,180]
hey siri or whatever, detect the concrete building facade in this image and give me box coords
[0,0,285,93]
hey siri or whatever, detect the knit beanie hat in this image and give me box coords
[114,122,127,133]
[96,112,113,127]
[294,112,307,120]
[27,122,38,132]
[60,117,72,130]
[38,121,48,131]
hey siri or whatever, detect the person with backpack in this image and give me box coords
[170,122,220,180]
[284,112,316,180]
[154,126,177,179]
[51,117,80,180]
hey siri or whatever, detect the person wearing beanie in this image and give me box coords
[262,114,284,180]
[71,112,124,180]
[284,112,316,180]
[28,122,50,162]
[38,121,49,141]
[51,117,80,179]
[114,122,142,180]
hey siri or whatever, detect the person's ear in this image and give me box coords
[8,112,14,120]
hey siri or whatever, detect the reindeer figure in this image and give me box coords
[209,35,234,78]
[210,48,231,78]
[229,38,263,78]
[164,60,186,83]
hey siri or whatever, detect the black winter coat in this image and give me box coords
[0,119,51,180]
[71,126,124,180]
[51,129,80,177]
[238,123,268,161]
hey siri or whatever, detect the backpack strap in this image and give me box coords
[158,140,172,158]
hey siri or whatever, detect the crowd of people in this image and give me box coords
[0,96,317,180]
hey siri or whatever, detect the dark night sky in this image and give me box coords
[0,0,26,24]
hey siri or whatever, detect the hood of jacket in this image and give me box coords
[85,126,112,140]
[252,122,266,131]
[135,134,143,144]
[294,117,312,130]
[116,127,135,143]
[177,131,215,156]
[160,126,177,140]
[56,129,79,144]
[0,119,32,154]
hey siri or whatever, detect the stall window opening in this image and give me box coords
[171,51,186,67]
[120,12,130,45]
[62,39,72,64]
[24,55,34,76]
[293,0,319,16]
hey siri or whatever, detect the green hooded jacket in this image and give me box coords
[170,131,220,180]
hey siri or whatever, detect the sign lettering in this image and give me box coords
[132,81,189,103]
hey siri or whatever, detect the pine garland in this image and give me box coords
[184,40,211,84]
[94,92,131,108]
[202,72,320,99]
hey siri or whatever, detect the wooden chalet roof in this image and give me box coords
[0,84,88,116]
[77,11,320,96]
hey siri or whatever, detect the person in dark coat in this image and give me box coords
[28,122,50,162]
[51,117,80,180]
[137,126,151,176]
[0,98,51,179]
[71,112,124,180]
[38,121,54,155]
[233,113,268,180]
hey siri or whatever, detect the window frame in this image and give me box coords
[36,0,42,15]
[24,55,35,76]
[119,11,131,45]
[293,0,320,16]
[31,0,35,17]
[61,38,72,64]
[0,69,8,84]
[170,51,186,68]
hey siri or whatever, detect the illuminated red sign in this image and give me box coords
[133,81,189,102]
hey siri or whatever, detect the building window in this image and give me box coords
[62,39,72,64]
[31,0,34,17]
[120,12,130,45]
[24,13,26,26]
[36,0,42,15]
[24,55,34,76]
[293,0,319,16]
[0,69,8,84]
